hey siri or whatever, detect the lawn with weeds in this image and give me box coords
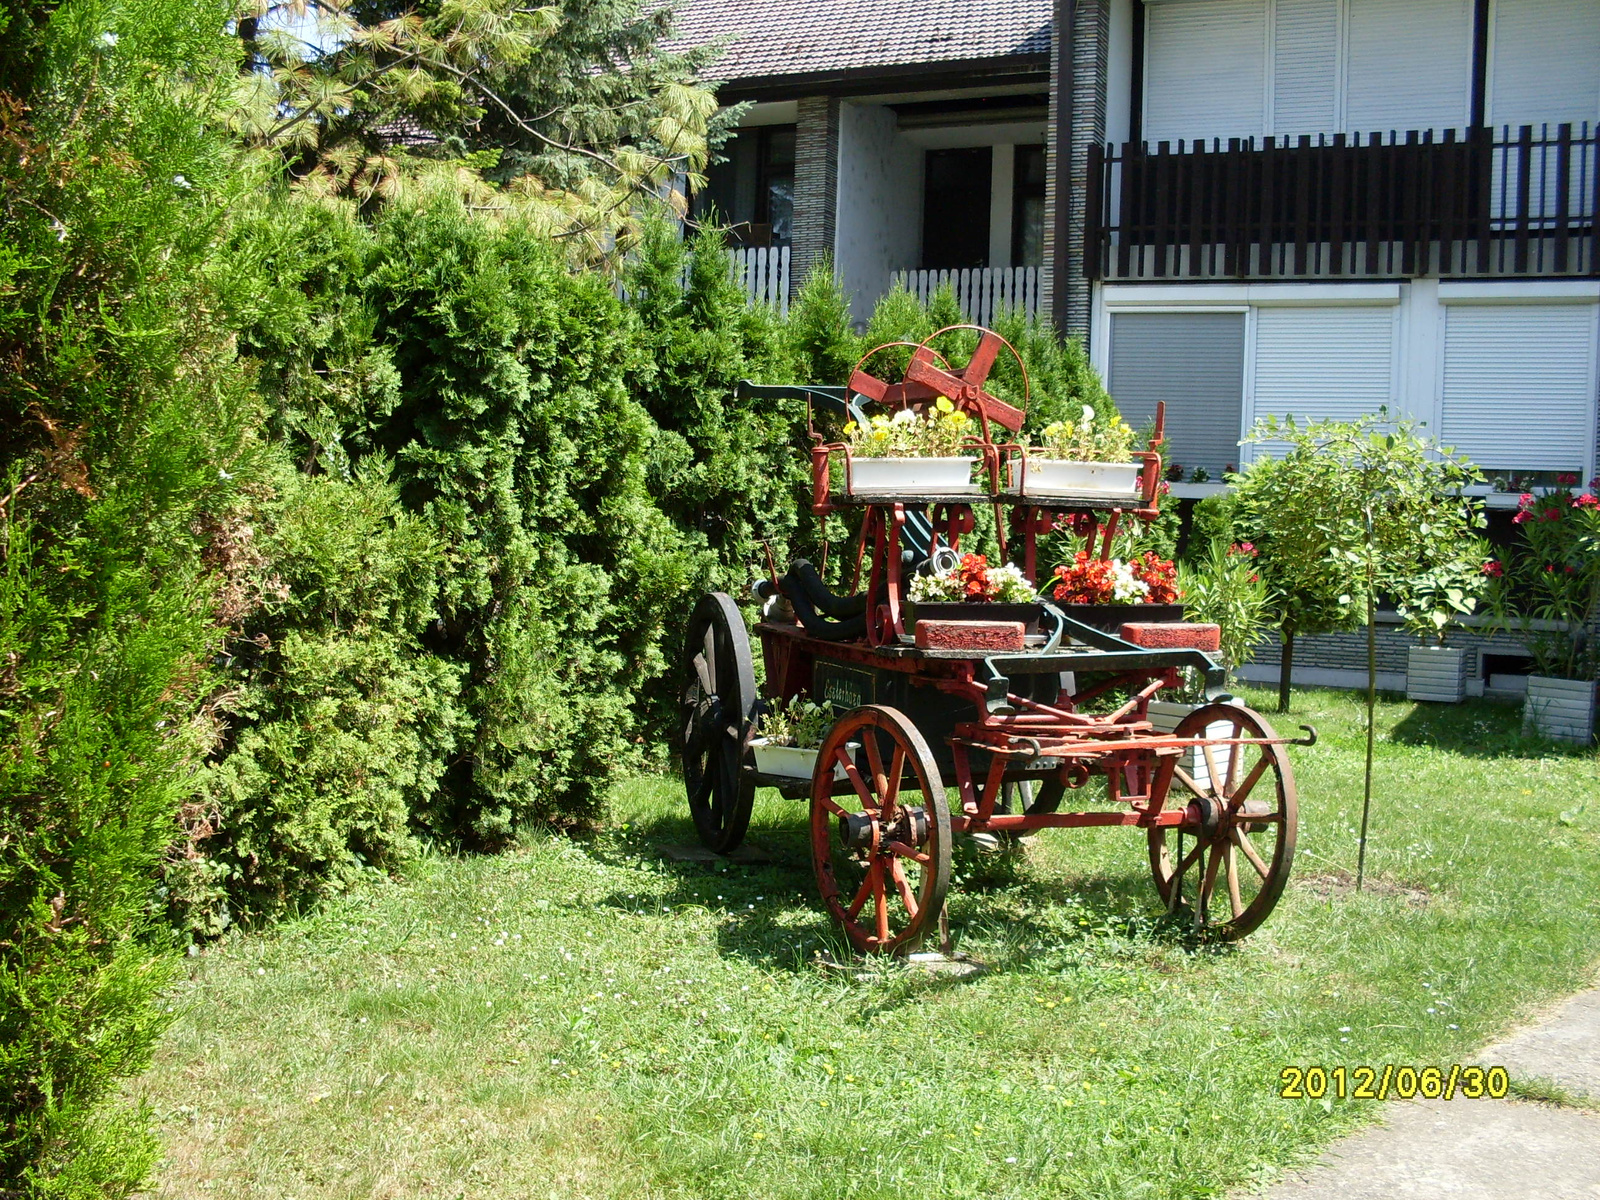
[136,688,1600,1199]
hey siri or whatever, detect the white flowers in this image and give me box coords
[1081,405,1095,425]
[1108,559,1150,603]
[891,407,917,425]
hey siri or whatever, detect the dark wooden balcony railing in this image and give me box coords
[1086,124,1598,280]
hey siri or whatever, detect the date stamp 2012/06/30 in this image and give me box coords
[1279,1065,1509,1101]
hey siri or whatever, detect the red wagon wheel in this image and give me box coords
[680,592,756,854]
[810,706,951,955]
[1146,703,1298,940]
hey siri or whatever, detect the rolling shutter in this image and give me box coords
[1272,0,1339,137]
[1489,0,1600,132]
[1144,0,1267,145]
[1440,304,1598,473]
[1344,0,1472,135]
[1250,306,1396,452]
[1109,312,1246,474]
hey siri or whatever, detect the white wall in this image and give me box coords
[1106,0,1135,145]
[835,102,924,325]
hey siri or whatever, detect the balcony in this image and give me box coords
[1087,124,1598,281]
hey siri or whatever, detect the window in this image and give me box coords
[692,125,795,247]
[921,147,992,270]
[1108,312,1246,474]
[1011,145,1046,268]
[1141,0,1474,143]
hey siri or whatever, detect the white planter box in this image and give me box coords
[847,456,979,496]
[1407,645,1468,703]
[751,739,855,781]
[1523,676,1597,745]
[1010,457,1143,498]
[1147,700,1240,790]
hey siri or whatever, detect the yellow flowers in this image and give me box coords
[845,401,974,459]
[1036,406,1137,463]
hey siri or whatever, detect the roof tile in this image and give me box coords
[670,0,1052,83]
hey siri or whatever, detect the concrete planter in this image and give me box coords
[1522,676,1597,745]
[1147,700,1241,790]
[751,740,857,781]
[1406,645,1468,703]
[1010,457,1143,499]
[847,456,979,496]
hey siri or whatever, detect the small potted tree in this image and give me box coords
[1011,405,1143,499]
[1484,487,1600,743]
[841,397,981,496]
[1397,553,1488,704]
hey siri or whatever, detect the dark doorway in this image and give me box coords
[921,147,992,270]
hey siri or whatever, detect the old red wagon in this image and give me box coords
[681,326,1311,954]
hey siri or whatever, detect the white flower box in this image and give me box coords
[1406,646,1468,703]
[847,456,979,496]
[1523,676,1596,745]
[1011,457,1143,498]
[1147,700,1242,790]
[751,739,856,781]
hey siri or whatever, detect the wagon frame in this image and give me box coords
[680,325,1313,954]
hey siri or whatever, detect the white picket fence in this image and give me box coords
[729,245,790,316]
[893,266,1041,326]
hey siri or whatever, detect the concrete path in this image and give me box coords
[1259,987,1600,1199]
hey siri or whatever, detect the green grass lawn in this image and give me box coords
[135,688,1600,1199]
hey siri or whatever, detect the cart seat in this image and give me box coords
[1118,622,1221,653]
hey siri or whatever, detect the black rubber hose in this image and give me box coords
[784,584,869,642]
[783,559,867,619]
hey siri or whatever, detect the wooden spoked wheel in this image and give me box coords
[1146,703,1297,940]
[810,706,951,955]
[680,592,756,854]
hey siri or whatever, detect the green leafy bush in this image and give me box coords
[0,0,252,1189]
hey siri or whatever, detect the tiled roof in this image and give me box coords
[670,0,1053,84]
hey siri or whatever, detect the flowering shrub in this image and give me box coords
[1049,552,1180,605]
[908,553,1035,604]
[1484,487,1600,678]
[1036,404,1137,463]
[844,396,975,458]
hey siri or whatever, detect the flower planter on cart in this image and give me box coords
[1010,457,1144,499]
[1523,676,1597,745]
[847,456,980,497]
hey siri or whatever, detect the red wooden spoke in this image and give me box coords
[1228,755,1272,812]
[1199,740,1227,799]
[885,841,931,864]
[1232,827,1272,880]
[1225,720,1242,793]
[838,748,878,812]
[817,794,850,820]
[1199,839,1226,922]
[847,369,889,402]
[888,857,919,918]
[874,872,890,944]
[1172,764,1206,799]
[1171,837,1206,888]
[883,745,906,815]
[847,868,876,920]
[966,331,1003,387]
[863,733,888,806]
[1225,841,1245,919]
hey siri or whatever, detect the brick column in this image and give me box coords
[791,96,840,294]
[1044,0,1107,341]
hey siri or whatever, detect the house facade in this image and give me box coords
[1078,0,1600,497]
[672,0,1057,324]
[679,0,1600,694]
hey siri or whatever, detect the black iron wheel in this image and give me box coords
[681,592,757,853]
